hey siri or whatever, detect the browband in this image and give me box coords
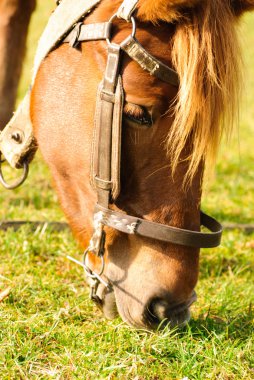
[63,22,179,87]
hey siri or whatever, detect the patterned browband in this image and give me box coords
[63,21,179,87]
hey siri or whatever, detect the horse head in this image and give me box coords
[30,0,253,328]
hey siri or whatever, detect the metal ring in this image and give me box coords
[83,248,105,278]
[0,158,29,190]
[106,14,136,45]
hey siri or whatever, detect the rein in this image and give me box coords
[62,0,223,301]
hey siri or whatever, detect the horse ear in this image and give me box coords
[231,0,254,16]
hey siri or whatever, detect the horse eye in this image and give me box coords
[123,103,153,127]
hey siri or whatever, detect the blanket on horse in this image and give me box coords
[0,0,100,169]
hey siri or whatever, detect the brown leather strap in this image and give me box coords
[91,77,124,201]
[94,204,223,248]
[121,36,179,87]
[111,77,124,199]
[63,22,111,46]
[92,43,123,208]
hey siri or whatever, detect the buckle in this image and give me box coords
[69,22,83,48]
[0,153,29,190]
[106,13,136,46]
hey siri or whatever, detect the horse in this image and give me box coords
[0,0,36,130]
[29,0,254,329]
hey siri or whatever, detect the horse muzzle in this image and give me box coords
[99,282,197,329]
[144,291,197,328]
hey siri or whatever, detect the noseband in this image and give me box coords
[64,0,223,301]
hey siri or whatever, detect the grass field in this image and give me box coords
[0,2,253,379]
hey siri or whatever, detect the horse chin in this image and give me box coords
[96,283,119,320]
[105,287,196,330]
[87,277,196,329]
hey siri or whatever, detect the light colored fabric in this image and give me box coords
[0,0,101,168]
[117,0,138,21]
[0,92,35,168]
[33,0,101,79]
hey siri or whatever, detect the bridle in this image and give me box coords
[63,0,223,302]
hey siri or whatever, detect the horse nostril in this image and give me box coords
[147,298,169,323]
[145,292,197,327]
[146,298,180,325]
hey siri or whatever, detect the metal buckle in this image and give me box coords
[0,154,29,190]
[66,254,109,306]
[106,13,136,46]
[67,213,110,304]
[69,22,83,48]
[83,248,105,279]
[66,254,108,288]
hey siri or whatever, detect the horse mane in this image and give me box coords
[137,0,242,183]
[137,0,200,23]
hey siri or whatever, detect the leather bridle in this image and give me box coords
[64,0,223,301]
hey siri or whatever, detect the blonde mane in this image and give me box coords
[137,0,242,182]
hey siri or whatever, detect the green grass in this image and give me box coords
[0,2,253,379]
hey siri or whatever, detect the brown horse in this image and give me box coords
[30,0,254,329]
[0,0,36,130]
